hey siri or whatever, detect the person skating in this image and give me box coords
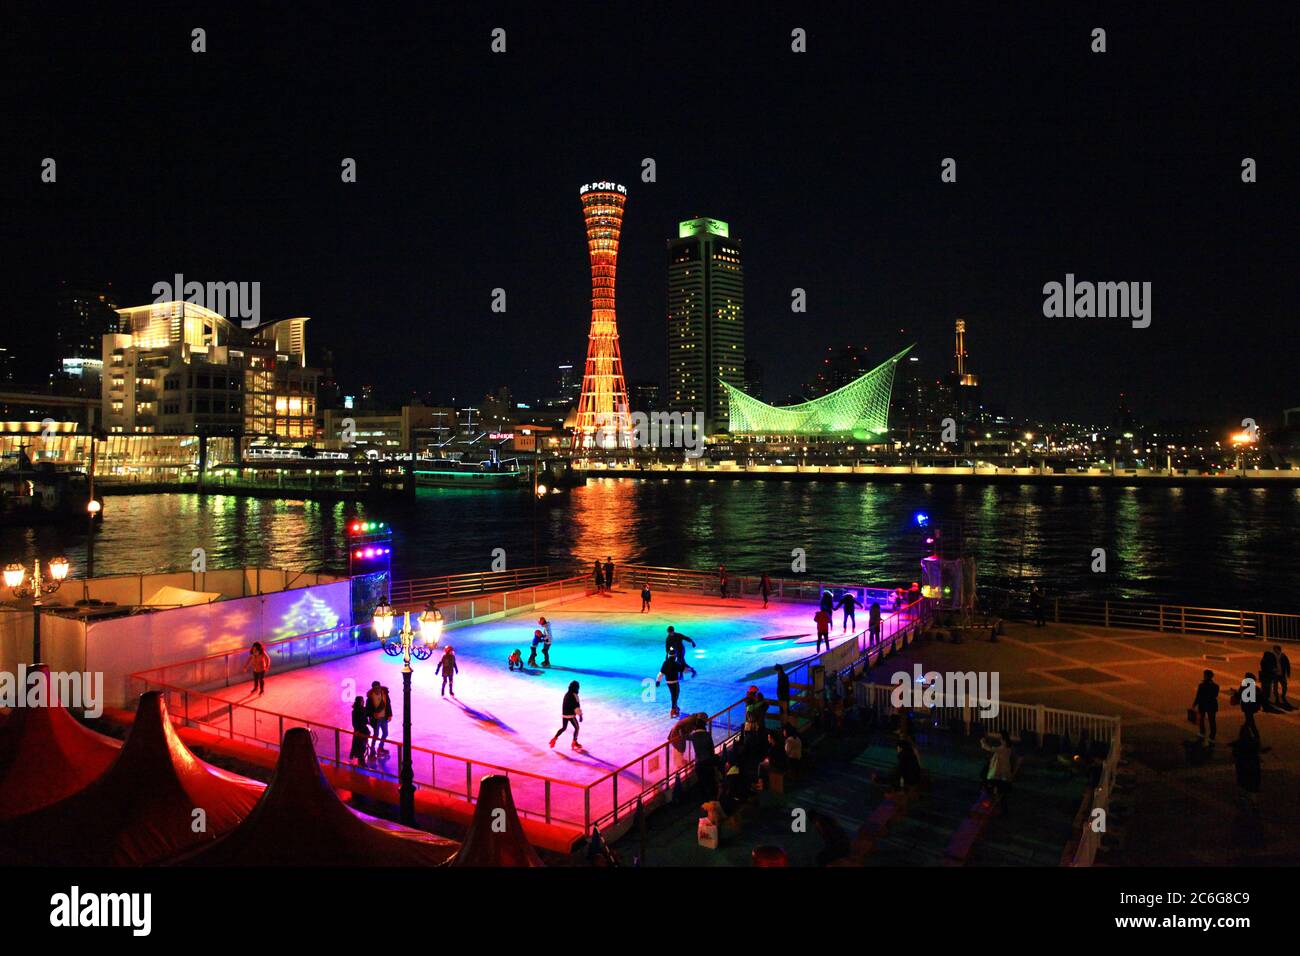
[665,626,697,677]
[507,648,524,672]
[537,616,553,666]
[435,645,458,697]
[819,590,834,615]
[550,680,583,751]
[868,601,882,645]
[603,556,615,591]
[657,655,685,718]
[593,559,604,593]
[1192,669,1220,744]
[718,564,728,598]
[760,572,771,608]
[244,641,271,696]
[813,607,833,653]
[527,629,544,667]
[836,590,859,632]
[640,583,652,612]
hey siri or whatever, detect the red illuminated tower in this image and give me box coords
[572,182,633,450]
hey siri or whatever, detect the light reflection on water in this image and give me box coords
[1,480,1294,612]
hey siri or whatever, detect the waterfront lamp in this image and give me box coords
[418,601,444,649]
[48,556,70,582]
[372,601,395,640]
[3,564,24,589]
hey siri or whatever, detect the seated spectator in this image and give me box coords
[760,730,789,788]
[720,762,752,816]
[810,810,852,866]
[783,724,803,775]
[895,736,922,790]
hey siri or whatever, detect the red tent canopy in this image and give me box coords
[453,774,544,867]
[0,691,263,865]
[178,727,458,866]
[0,667,121,821]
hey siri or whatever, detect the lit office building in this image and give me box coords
[667,217,744,434]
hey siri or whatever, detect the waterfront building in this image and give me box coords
[321,405,454,454]
[667,216,744,435]
[103,302,320,440]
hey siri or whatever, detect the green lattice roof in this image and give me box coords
[723,345,913,437]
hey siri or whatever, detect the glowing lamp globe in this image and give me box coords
[536,483,548,497]
[3,564,25,589]
[86,499,102,516]
[48,556,70,581]
[372,602,396,640]
[418,602,444,645]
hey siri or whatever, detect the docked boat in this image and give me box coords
[0,450,104,526]
[412,457,525,489]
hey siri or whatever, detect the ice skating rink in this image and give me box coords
[210,588,891,825]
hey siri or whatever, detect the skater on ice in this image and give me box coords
[665,626,698,678]
[640,583,652,612]
[836,590,859,632]
[508,648,524,672]
[550,680,584,751]
[657,654,686,718]
[435,645,458,697]
[813,606,833,652]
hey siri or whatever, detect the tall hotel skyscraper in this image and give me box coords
[572,182,633,449]
[667,217,744,434]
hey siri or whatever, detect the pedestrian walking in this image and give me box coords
[1029,582,1046,627]
[665,626,697,677]
[1192,669,1219,744]
[657,655,685,718]
[775,662,790,721]
[1276,645,1291,705]
[640,583,652,612]
[981,732,1013,811]
[436,645,458,697]
[549,681,583,751]
[244,641,271,696]
[349,696,369,767]
[813,607,832,653]
[1259,647,1278,711]
[1235,673,1261,741]
[760,572,772,608]
[836,590,859,632]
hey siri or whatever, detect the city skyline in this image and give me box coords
[4,6,1296,426]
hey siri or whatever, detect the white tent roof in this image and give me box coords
[143,585,222,608]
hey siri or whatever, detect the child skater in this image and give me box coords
[508,648,524,671]
[641,583,652,613]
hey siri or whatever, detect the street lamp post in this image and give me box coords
[4,557,71,661]
[373,599,443,825]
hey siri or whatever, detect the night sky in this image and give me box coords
[4,3,1296,424]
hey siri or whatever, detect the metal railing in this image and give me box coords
[581,595,933,834]
[852,680,1123,867]
[621,564,901,609]
[130,574,594,695]
[390,566,559,607]
[1045,598,1300,641]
